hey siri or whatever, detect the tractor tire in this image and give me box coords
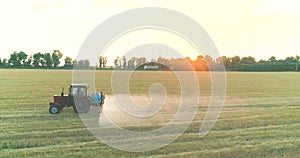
[73,98,90,113]
[49,105,60,114]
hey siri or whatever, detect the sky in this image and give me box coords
[0,0,299,65]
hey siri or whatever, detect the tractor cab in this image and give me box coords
[69,84,88,97]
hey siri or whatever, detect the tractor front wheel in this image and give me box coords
[49,105,60,114]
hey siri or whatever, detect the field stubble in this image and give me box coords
[0,69,299,157]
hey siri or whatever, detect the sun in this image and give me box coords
[188,54,198,61]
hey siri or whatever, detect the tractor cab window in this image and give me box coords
[78,87,87,96]
[70,86,87,96]
[71,87,78,96]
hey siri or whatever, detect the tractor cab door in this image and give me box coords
[78,87,87,96]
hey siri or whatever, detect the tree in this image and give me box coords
[194,55,208,71]
[185,57,192,65]
[296,55,299,71]
[25,55,32,67]
[127,57,136,69]
[216,56,230,70]
[127,60,134,69]
[40,54,46,67]
[33,52,43,67]
[118,57,122,68]
[2,58,8,67]
[284,56,299,71]
[74,59,90,69]
[121,56,127,68]
[228,56,241,71]
[230,56,240,65]
[98,56,104,68]
[204,55,214,66]
[103,57,107,68]
[81,60,90,68]
[157,56,169,65]
[241,56,256,64]
[98,56,107,68]
[64,56,73,67]
[52,50,63,67]
[136,57,146,66]
[258,59,266,63]
[43,53,53,67]
[84,59,90,68]
[72,59,77,67]
[113,56,120,68]
[7,51,28,67]
[196,55,204,62]
[18,51,28,66]
[284,56,297,63]
[8,52,20,67]
[268,56,277,62]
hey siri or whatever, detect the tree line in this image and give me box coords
[215,55,299,71]
[0,51,299,71]
[110,55,300,71]
[0,50,93,69]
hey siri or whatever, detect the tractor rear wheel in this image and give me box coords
[49,105,60,114]
[73,98,90,113]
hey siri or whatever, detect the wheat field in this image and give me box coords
[0,69,299,157]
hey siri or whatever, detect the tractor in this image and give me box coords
[49,84,105,114]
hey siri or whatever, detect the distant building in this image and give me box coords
[136,62,170,71]
[143,65,159,70]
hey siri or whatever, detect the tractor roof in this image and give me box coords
[70,84,88,88]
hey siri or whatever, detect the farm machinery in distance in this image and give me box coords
[49,84,105,114]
